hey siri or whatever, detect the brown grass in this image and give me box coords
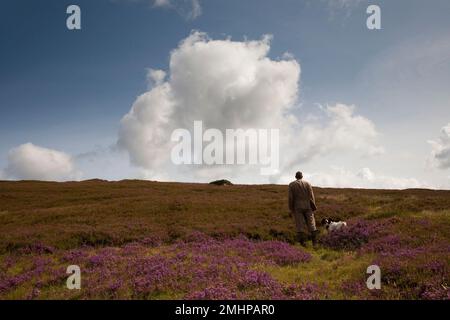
[1,180,449,254]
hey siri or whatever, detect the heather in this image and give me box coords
[0,234,317,299]
[0,180,449,299]
[318,219,380,250]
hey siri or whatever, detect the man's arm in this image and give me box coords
[308,182,317,211]
[288,184,295,213]
[309,183,315,204]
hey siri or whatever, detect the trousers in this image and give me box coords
[292,209,317,234]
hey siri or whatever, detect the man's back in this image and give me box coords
[288,172,319,246]
[288,179,315,212]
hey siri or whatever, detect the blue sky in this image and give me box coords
[1,0,449,188]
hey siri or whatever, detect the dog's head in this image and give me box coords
[321,217,342,224]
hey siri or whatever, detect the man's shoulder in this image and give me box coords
[290,179,310,185]
[294,179,312,188]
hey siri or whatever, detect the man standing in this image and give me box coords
[288,171,319,247]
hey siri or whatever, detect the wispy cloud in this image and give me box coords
[428,123,450,169]
[303,166,428,190]
[153,0,202,20]
[113,0,202,20]
[322,0,365,18]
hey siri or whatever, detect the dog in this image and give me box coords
[320,217,347,233]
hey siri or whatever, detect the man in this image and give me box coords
[288,171,319,247]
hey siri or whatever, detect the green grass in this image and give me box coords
[259,245,375,299]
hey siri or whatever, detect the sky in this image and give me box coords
[0,0,449,189]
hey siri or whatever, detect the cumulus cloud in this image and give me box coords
[303,167,427,190]
[428,123,450,169]
[118,31,384,184]
[4,143,81,181]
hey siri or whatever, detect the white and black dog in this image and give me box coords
[321,218,347,233]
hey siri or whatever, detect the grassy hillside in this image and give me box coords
[0,180,449,299]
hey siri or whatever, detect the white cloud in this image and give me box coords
[289,103,384,166]
[428,123,450,169]
[4,143,81,181]
[118,31,300,182]
[118,31,387,185]
[303,167,427,190]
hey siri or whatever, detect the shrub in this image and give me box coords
[319,220,378,250]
